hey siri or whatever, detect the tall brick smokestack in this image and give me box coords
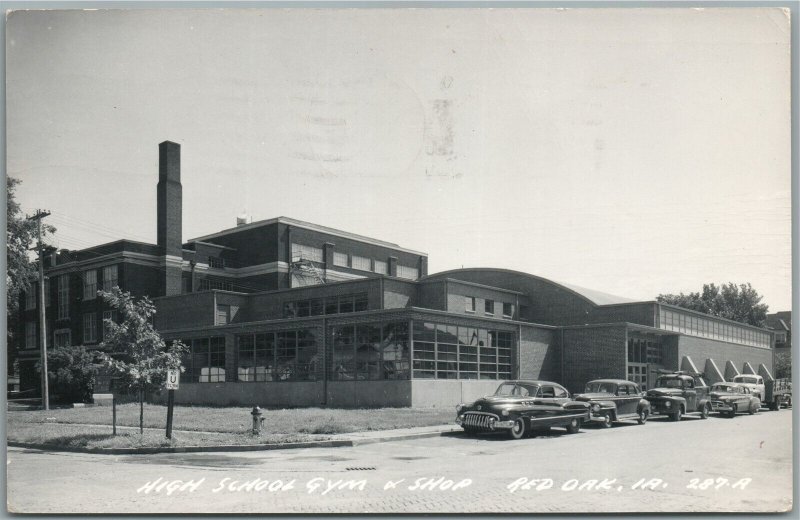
[157,141,183,296]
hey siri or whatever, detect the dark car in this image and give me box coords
[455,380,590,439]
[709,382,761,417]
[574,379,651,427]
[645,371,711,421]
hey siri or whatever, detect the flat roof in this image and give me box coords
[189,216,428,256]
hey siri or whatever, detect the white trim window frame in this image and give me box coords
[103,265,119,291]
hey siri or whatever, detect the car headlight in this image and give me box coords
[501,409,510,416]
[591,404,600,413]
[664,401,672,408]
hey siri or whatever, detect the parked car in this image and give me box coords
[709,382,761,417]
[645,371,711,421]
[455,380,590,439]
[573,379,651,427]
[731,374,765,402]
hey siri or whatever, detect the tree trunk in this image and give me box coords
[139,383,144,435]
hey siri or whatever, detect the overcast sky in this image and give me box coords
[6,8,791,310]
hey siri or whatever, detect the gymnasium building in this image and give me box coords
[16,142,777,407]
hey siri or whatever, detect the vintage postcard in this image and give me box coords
[4,6,793,514]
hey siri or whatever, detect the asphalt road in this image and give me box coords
[7,408,794,514]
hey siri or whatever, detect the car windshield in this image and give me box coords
[494,383,539,397]
[585,382,616,393]
[711,384,737,393]
[657,377,684,388]
[734,376,759,384]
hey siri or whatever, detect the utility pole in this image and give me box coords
[27,210,50,410]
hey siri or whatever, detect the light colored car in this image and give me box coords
[731,375,765,403]
[709,383,761,417]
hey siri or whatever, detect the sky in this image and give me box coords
[6,8,792,310]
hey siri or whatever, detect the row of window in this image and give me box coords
[283,293,368,318]
[199,278,233,291]
[658,309,770,348]
[24,310,118,348]
[465,296,514,318]
[177,319,518,384]
[291,242,418,279]
[24,266,119,319]
[412,322,514,380]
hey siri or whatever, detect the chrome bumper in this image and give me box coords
[456,413,514,431]
[711,401,733,412]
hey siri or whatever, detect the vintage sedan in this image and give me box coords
[455,380,591,439]
[574,379,651,427]
[709,383,761,417]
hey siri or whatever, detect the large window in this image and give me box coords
[83,270,97,300]
[83,313,97,343]
[627,336,662,365]
[285,293,367,318]
[102,310,117,339]
[374,260,388,275]
[25,285,36,310]
[333,252,348,267]
[25,322,36,349]
[397,265,419,280]
[180,337,226,382]
[330,322,410,380]
[412,322,513,380]
[351,255,372,272]
[291,243,323,263]
[199,279,233,291]
[54,329,71,348]
[102,265,119,291]
[57,275,69,319]
[659,307,770,348]
[236,329,318,382]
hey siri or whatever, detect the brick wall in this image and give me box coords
[444,280,518,319]
[676,335,773,376]
[561,325,627,393]
[518,326,560,381]
[383,278,418,309]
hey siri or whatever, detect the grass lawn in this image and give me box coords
[7,404,453,449]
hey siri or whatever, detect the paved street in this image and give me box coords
[7,409,793,514]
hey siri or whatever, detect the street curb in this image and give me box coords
[7,429,461,455]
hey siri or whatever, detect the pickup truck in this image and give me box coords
[731,375,792,410]
[645,371,711,421]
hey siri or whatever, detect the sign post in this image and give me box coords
[165,369,179,439]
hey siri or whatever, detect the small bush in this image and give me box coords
[35,346,99,404]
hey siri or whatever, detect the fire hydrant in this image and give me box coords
[251,406,264,435]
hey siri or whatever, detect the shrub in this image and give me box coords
[35,346,99,404]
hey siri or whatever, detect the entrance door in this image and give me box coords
[627,363,648,391]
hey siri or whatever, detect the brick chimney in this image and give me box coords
[157,141,182,296]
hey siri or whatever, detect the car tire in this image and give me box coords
[601,413,613,428]
[700,404,710,419]
[637,409,649,425]
[671,407,682,421]
[566,418,581,434]
[749,403,757,415]
[729,404,737,418]
[508,418,527,440]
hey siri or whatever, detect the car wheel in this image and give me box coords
[637,409,649,425]
[566,418,581,434]
[508,417,527,440]
[749,402,757,415]
[670,407,682,421]
[601,413,613,428]
[729,404,737,418]
[700,404,710,419]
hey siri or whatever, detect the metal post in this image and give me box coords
[112,394,117,436]
[166,389,175,439]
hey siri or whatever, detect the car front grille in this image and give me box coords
[463,412,499,431]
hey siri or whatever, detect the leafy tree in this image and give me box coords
[774,352,791,379]
[6,176,55,369]
[97,287,187,433]
[35,346,98,403]
[657,283,769,327]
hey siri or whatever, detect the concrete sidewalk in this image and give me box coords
[8,422,463,455]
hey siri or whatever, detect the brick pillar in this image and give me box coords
[157,141,183,296]
[419,256,428,277]
[324,243,335,269]
[388,256,398,277]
